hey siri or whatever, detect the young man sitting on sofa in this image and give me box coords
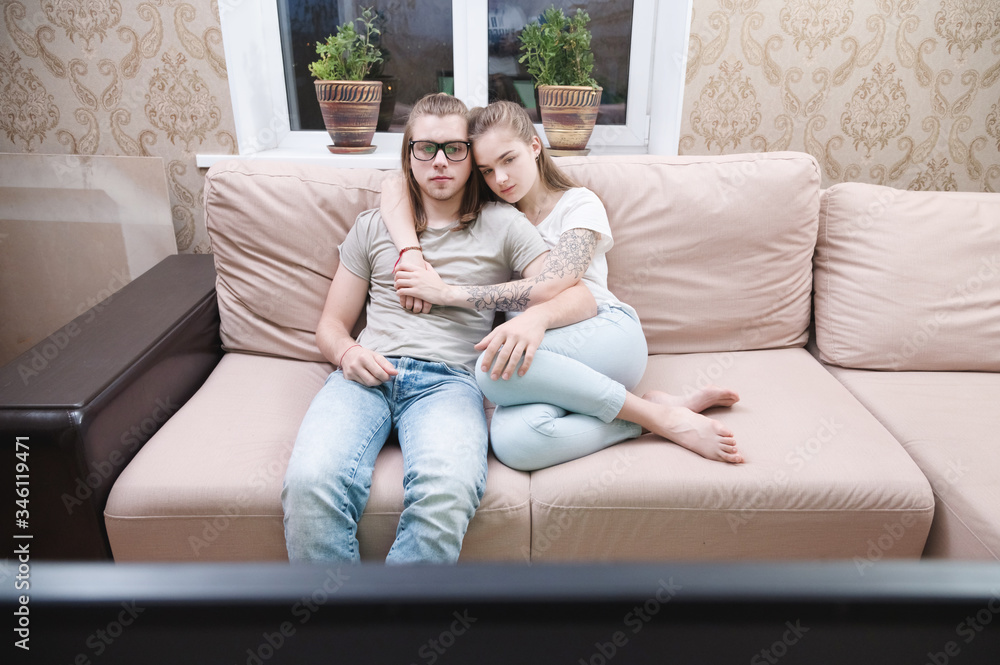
[281,93,597,563]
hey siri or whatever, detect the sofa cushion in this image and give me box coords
[557,152,821,354]
[204,160,387,362]
[104,352,531,562]
[814,182,1000,370]
[823,364,1000,560]
[528,348,934,561]
[205,154,821,360]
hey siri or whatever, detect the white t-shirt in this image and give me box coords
[532,187,636,315]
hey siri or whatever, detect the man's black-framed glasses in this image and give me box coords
[409,140,471,162]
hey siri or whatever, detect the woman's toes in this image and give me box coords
[721,449,744,464]
[714,421,734,438]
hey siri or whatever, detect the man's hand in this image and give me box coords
[340,345,399,386]
[395,261,455,307]
[393,251,432,314]
[475,309,547,380]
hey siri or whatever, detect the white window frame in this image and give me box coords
[197,0,691,168]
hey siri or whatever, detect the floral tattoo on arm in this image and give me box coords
[466,285,533,311]
[465,229,599,311]
[535,228,599,282]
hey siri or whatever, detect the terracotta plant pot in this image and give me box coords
[314,79,383,152]
[537,85,602,152]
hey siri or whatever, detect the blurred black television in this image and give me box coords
[5,560,999,664]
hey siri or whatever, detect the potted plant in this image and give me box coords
[310,6,384,153]
[518,6,602,153]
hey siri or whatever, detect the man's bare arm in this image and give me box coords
[316,264,398,386]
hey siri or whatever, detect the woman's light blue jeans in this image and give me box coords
[282,357,488,563]
[477,304,647,471]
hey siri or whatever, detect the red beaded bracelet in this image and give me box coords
[393,246,422,272]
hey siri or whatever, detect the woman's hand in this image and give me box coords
[393,251,432,314]
[340,345,398,386]
[475,309,547,380]
[395,261,455,307]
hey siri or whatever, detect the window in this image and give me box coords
[200,0,691,168]
[280,0,454,132]
[487,1,634,126]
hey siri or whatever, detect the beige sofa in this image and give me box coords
[812,183,1000,559]
[103,152,998,562]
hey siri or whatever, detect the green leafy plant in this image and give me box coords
[518,6,598,88]
[308,6,383,81]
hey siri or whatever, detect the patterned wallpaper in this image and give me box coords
[1,2,998,258]
[0,0,237,253]
[681,0,1000,192]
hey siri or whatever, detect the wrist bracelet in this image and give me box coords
[339,343,361,367]
[393,245,422,272]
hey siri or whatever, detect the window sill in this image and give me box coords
[196,130,650,170]
[196,131,403,169]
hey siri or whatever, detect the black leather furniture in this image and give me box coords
[0,255,222,558]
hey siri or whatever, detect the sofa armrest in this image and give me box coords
[0,254,222,559]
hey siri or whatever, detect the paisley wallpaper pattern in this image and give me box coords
[681,0,1000,192]
[1,1,998,256]
[0,0,236,252]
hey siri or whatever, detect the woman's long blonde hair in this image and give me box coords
[467,101,580,204]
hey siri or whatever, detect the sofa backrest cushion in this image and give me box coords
[814,182,1000,371]
[204,153,821,361]
[557,152,821,354]
[204,160,385,362]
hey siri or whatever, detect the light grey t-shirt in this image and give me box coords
[339,202,548,372]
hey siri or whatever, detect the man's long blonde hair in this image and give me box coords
[401,93,484,233]
[467,101,581,204]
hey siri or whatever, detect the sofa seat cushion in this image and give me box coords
[528,348,934,562]
[104,352,531,562]
[823,365,1000,560]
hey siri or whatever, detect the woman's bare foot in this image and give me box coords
[648,405,743,464]
[644,385,740,414]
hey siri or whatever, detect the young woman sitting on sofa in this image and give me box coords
[381,101,743,469]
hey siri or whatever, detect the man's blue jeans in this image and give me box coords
[282,357,488,563]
